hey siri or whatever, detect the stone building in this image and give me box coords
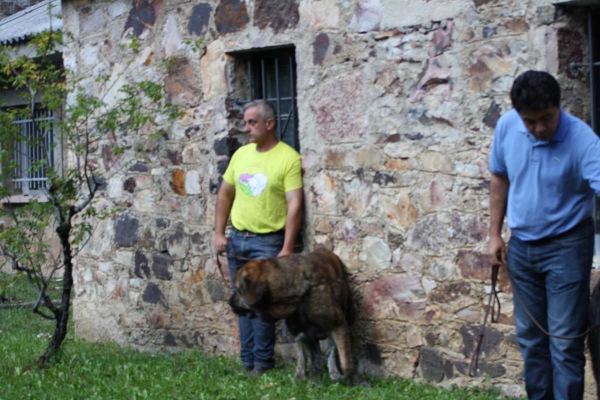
[3,0,600,397]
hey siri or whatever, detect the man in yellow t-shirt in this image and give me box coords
[212,100,303,376]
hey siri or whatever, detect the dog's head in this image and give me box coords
[228,259,270,319]
[227,294,257,318]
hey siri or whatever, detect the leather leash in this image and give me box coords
[509,269,599,341]
[469,263,600,377]
[211,244,250,285]
[468,263,501,377]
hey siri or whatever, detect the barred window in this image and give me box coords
[231,47,299,152]
[11,107,55,193]
[552,3,600,255]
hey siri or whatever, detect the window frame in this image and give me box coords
[230,46,300,152]
[11,106,58,195]
[0,102,62,203]
[555,4,600,247]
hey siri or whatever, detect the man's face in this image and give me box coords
[517,106,561,141]
[243,106,275,145]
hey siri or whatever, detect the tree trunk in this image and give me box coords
[38,222,73,365]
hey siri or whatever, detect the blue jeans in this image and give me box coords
[507,219,594,400]
[227,229,284,369]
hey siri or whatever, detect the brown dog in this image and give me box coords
[228,249,368,386]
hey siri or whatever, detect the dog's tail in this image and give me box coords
[345,287,357,326]
[588,281,600,399]
[336,256,357,326]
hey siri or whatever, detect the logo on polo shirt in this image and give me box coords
[552,157,560,163]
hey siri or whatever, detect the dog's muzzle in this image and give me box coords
[228,294,257,319]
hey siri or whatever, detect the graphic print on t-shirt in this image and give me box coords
[239,173,268,197]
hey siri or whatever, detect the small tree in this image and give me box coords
[0,26,179,364]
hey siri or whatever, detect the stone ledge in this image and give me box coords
[1,194,49,204]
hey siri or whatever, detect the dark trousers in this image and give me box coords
[227,229,284,369]
[507,219,594,400]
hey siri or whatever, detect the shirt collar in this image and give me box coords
[551,109,568,142]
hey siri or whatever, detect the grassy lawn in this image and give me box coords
[0,270,64,303]
[0,273,510,400]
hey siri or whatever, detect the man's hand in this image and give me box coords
[213,233,228,254]
[277,248,293,258]
[488,234,507,266]
[213,181,235,255]
[279,188,303,259]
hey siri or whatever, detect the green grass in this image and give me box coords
[0,271,62,303]
[0,272,512,400]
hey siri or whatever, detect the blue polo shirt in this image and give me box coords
[489,108,600,241]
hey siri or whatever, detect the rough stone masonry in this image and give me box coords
[61,0,593,397]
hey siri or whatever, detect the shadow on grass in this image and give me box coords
[0,272,515,399]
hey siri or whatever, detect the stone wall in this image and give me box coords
[62,0,592,397]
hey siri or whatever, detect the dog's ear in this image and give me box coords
[245,278,268,306]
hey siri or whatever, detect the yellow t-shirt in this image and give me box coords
[223,142,302,234]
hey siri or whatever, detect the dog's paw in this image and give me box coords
[327,369,343,381]
[326,356,343,380]
[350,374,370,387]
[307,376,320,387]
[358,379,371,388]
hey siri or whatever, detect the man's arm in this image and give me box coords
[278,188,303,257]
[488,173,509,265]
[213,181,236,254]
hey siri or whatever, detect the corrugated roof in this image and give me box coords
[0,0,62,45]
[554,0,600,7]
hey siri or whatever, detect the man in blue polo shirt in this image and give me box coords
[489,70,600,400]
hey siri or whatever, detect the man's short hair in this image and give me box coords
[243,100,277,124]
[510,70,561,112]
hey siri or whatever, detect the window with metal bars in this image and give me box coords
[549,3,600,254]
[587,9,600,252]
[11,107,55,193]
[235,47,299,152]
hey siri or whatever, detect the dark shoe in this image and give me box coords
[242,365,254,373]
[251,366,273,376]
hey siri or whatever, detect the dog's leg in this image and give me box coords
[294,337,307,381]
[307,339,322,383]
[330,323,370,387]
[326,338,343,380]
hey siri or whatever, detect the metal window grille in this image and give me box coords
[573,10,600,240]
[590,10,600,251]
[12,108,54,192]
[243,48,299,152]
[553,3,600,254]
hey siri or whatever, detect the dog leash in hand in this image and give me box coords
[211,244,251,285]
[469,262,600,377]
[509,270,599,340]
[469,263,501,377]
